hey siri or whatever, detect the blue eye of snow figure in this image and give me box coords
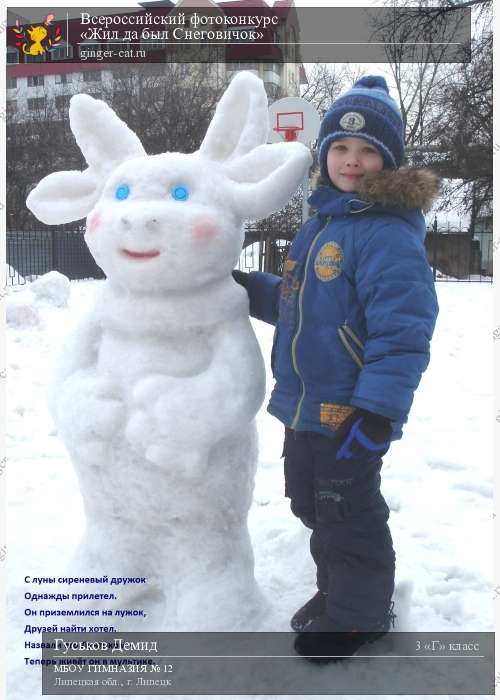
[115,184,130,200]
[171,185,189,201]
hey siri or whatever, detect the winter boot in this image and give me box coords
[290,591,327,632]
[294,601,396,663]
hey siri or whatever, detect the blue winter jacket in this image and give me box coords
[245,168,440,440]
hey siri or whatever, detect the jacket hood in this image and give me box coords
[358,167,440,213]
[311,167,441,215]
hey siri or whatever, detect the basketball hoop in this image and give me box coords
[268,98,319,147]
[273,111,304,143]
[267,97,321,224]
[273,126,301,142]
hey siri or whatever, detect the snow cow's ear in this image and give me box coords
[27,94,146,225]
[199,71,269,162]
[223,141,312,220]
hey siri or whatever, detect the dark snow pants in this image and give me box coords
[283,427,395,630]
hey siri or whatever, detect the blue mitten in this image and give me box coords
[336,410,392,462]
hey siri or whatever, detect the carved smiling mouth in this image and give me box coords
[120,248,161,260]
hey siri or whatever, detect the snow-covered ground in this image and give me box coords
[6,278,493,699]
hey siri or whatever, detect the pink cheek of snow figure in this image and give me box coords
[86,210,101,237]
[25,71,312,634]
[191,219,217,243]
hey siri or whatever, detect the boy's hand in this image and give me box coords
[336,409,392,462]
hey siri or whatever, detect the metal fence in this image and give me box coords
[6,220,493,286]
[425,230,492,282]
[241,225,493,282]
[6,223,104,285]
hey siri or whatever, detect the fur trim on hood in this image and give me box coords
[313,167,441,213]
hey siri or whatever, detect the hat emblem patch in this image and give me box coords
[314,241,343,281]
[340,112,365,131]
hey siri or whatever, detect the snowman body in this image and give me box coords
[26,72,312,631]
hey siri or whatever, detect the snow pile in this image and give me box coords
[6,270,71,327]
[30,271,71,307]
[5,293,40,328]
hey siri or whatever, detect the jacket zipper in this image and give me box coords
[290,217,332,429]
[337,325,364,369]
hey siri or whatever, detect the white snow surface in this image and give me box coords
[5,294,41,329]
[7,279,493,700]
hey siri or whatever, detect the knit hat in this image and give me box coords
[318,75,404,181]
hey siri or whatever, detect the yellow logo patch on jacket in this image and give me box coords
[314,242,343,281]
[320,403,355,430]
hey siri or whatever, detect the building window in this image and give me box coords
[25,53,46,63]
[7,47,19,64]
[28,75,45,87]
[7,100,17,115]
[7,76,17,89]
[51,42,73,61]
[27,97,46,111]
[227,62,259,73]
[140,38,165,52]
[83,71,102,82]
[108,40,129,54]
[55,95,71,111]
[55,73,72,84]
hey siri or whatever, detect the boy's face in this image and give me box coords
[326,137,384,192]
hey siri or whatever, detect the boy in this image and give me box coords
[234,76,439,659]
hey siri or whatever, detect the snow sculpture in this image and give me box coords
[26,72,312,631]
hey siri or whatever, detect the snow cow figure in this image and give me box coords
[27,72,312,631]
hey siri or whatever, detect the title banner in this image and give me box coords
[41,632,494,694]
[7,6,471,63]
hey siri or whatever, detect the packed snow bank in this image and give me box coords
[6,271,71,327]
[5,294,41,328]
[30,271,71,307]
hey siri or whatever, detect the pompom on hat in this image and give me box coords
[318,75,405,181]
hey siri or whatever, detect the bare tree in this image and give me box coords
[104,63,226,154]
[6,97,82,229]
[370,0,492,225]
[370,1,466,148]
[300,64,364,118]
[427,3,492,227]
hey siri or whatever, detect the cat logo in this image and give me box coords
[339,112,365,132]
[12,14,63,57]
[314,241,343,281]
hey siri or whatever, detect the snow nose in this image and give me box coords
[121,216,159,231]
